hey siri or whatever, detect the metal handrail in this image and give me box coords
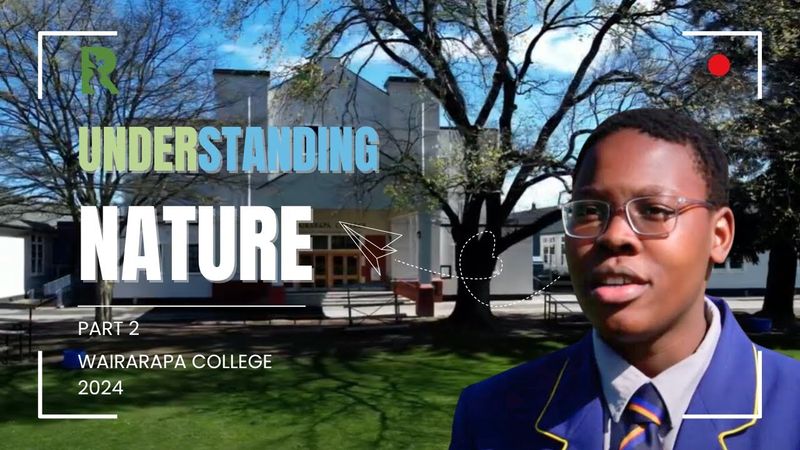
[43,274,71,297]
[345,282,403,326]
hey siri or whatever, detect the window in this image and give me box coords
[541,236,558,266]
[331,235,357,249]
[312,235,328,250]
[560,239,566,266]
[187,244,201,274]
[31,235,44,275]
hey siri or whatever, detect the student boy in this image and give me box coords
[449,108,800,449]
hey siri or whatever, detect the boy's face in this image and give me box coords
[565,128,733,344]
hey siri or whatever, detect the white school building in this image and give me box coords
[2,58,797,302]
[111,59,534,302]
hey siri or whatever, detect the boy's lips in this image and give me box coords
[588,266,650,304]
[591,283,650,304]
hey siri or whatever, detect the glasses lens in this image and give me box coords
[563,200,608,238]
[628,197,678,235]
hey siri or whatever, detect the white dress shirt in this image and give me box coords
[593,297,722,450]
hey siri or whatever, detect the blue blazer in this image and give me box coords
[450,297,800,449]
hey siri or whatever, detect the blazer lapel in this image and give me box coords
[674,297,760,450]
[534,297,760,450]
[534,334,605,449]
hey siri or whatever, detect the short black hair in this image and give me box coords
[573,108,729,205]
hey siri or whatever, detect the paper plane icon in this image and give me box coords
[339,221,403,276]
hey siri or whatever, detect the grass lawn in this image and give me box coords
[0,322,797,450]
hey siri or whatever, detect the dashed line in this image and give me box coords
[456,230,561,308]
[393,230,561,308]
[489,275,562,308]
[393,258,503,281]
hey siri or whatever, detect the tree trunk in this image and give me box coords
[760,242,797,329]
[447,234,497,330]
[94,279,114,323]
[449,277,494,329]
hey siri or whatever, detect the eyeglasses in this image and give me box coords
[560,195,715,239]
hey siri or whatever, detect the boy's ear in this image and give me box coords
[710,206,735,264]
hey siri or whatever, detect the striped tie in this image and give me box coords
[618,383,669,450]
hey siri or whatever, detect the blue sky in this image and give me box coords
[211,1,637,92]
[208,6,607,209]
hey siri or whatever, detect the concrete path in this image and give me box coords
[326,293,800,320]
[0,294,798,323]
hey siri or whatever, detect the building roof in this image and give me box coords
[266,57,390,97]
[213,68,271,77]
[507,206,563,234]
[385,75,422,84]
[506,206,558,224]
[383,75,432,91]
[0,209,63,232]
[538,220,564,235]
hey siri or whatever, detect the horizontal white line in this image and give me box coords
[683,414,758,419]
[39,413,118,420]
[39,30,118,37]
[680,30,763,100]
[37,30,119,99]
[682,31,761,37]
[77,305,307,308]
[682,350,762,420]
[39,351,118,420]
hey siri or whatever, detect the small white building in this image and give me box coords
[0,213,59,300]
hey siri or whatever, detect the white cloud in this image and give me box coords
[634,0,659,11]
[510,175,573,211]
[344,23,615,75]
[218,43,266,66]
[347,31,412,65]
[510,26,614,74]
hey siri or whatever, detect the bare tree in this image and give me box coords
[0,0,225,322]
[219,0,691,328]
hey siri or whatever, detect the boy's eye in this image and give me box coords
[573,203,604,221]
[633,202,676,220]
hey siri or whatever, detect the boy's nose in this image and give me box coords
[595,212,641,253]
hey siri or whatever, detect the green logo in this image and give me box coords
[80,46,118,95]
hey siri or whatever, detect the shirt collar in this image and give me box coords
[592,297,722,425]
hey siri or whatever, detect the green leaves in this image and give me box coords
[286,62,324,101]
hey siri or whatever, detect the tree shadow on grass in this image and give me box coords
[1,313,797,449]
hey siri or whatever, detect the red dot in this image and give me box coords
[708,53,731,77]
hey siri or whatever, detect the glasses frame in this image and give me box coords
[560,195,716,239]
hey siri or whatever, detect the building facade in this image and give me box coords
[112,59,534,301]
[6,60,796,303]
[0,214,59,300]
